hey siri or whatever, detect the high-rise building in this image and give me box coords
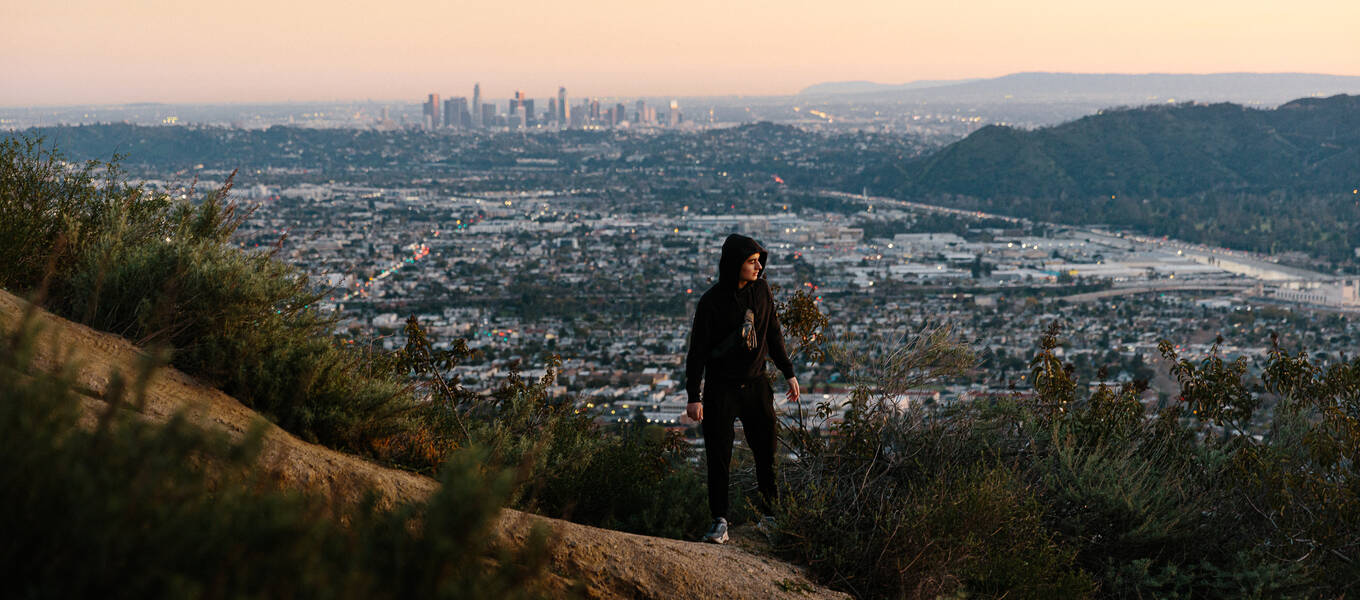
[557,86,568,124]
[443,97,470,129]
[472,83,482,128]
[589,99,600,120]
[481,103,495,128]
[570,102,587,128]
[547,98,557,123]
[668,100,680,127]
[615,103,626,125]
[523,99,535,126]
[423,93,441,129]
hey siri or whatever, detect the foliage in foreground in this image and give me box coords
[771,306,1359,598]
[0,136,413,454]
[0,313,556,600]
[0,136,707,541]
[389,316,708,539]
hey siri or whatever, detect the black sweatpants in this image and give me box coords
[701,376,779,520]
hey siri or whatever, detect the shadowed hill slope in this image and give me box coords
[855,94,1360,263]
[895,94,1360,199]
[0,287,846,600]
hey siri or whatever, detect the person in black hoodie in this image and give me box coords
[685,233,800,544]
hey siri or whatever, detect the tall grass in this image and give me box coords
[770,308,1358,598]
[394,317,709,538]
[1,135,414,454]
[0,309,556,599]
[774,321,1093,598]
[1,135,709,542]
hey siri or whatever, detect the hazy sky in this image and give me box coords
[4,0,1358,106]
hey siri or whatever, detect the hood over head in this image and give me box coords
[717,233,768,290]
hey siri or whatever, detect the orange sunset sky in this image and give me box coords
[3,0,1358,106]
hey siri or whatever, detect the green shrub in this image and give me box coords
[777,403,1094,599]
[0,313,556,600]
[1024,324,1352,598]
[395,317,709,539]
[522,415,708,538]
[1,136,707,544]
[0,137,169,292]
[772,319,1092,599]
[469,359,707,539]
[770,309,1358,599]
[0,135,415,455]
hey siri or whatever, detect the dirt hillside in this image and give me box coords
[0,288,848,600]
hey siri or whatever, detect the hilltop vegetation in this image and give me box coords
[769,322,1360,598]
[0,281,848,600]
[0,135,712,584]
[0,300,557,599]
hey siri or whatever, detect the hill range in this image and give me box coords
[801,72,1360,107]
[881,94,1360,198]
[854,94,1360,264]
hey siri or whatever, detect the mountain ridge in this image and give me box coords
[888,94,1360,198]
[799,72,1360,110]
[851,93,1360,263]
[800,72,1360,104]
[800,78,979,95]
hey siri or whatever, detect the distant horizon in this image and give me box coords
[6,0,1356,106]
[4,70,1360,110]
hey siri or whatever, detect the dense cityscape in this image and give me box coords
[12,94,1351,436]
[159,130,1355,431]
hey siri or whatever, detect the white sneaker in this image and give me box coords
[702,518,729,544]
[756,515,777,537]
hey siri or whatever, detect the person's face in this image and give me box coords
[740,252,762,282]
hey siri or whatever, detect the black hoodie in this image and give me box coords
[685,234,796,405]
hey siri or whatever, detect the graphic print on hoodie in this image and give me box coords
[684,234,796,405]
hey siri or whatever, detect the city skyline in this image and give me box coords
[410,84,682,130]
[4,0,1359,106]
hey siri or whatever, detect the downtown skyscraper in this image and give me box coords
[422,93,441,129]
[557,86,568,124]
[471,83,482,128]
[443,97,470,128]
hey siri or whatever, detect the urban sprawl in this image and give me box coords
[80,104,1357,440]
[210,179,1360,433]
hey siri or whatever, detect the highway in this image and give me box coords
[1057,283,1255,303]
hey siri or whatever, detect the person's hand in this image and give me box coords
[786,377,800,404]
[686,402,703,422]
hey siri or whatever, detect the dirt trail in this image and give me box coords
[1,289,847,600]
